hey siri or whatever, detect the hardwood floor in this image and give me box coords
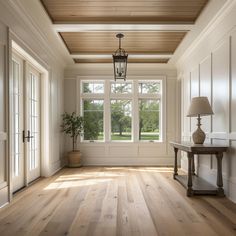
[0,167,236,236]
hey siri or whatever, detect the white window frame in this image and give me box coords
[78,76,166,143]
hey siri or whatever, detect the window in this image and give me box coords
[139,81,160,94]
[83,99,104,141]
[111,100,132,141]
[81,81,104,141]
[111,82,132,94]
[80,79,164,142]
[82,82,104,94]
[139,100,160,141]
[138,81,162,141]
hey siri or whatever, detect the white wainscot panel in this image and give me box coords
[183,74,191,134]
[198,154,211,169]
[166,79,176,133]
[109,145,138,157]
[200,55,212,133]
[80,145,106,158]
[83,157,174,166]
[138,143,166,157]
[231,31,236,132]
[190,66,200,133]
[212,38,230,133]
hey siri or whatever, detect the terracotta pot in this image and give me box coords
[67,150,82,167]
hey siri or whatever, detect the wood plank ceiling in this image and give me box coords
[40,0,209,64]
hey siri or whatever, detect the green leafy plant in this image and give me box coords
[61,112,84,151]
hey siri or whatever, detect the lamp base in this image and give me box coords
[192,127,206,144]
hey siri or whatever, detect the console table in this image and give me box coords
[170,141,228,197]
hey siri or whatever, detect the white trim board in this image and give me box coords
[54,24,193,32]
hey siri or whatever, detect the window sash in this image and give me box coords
[139,99,160,141]
[110,81,133,94]
[82,99,104,142]
[110,99,132,142]
[138,80,162,95]
[81,80,105,94]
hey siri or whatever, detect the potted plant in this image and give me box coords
[61,112,84,167]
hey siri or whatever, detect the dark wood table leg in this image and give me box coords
[187,152,193,196]
[191,155,195,175]
[173,147,178,179]
[216,152,225,197]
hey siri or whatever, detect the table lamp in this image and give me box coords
[187,96,213,144]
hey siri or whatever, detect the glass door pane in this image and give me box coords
[27,65,40,183]
[12,56,24,192]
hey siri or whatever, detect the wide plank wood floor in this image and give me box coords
[0,167,236,236]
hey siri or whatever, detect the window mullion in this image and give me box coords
[104,80,110,142]
[133,81,139,142]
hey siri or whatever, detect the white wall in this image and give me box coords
[177,2,236,203]
[64,64,180,166]
[0,0,65,206]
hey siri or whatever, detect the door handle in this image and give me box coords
[23,130,34,143]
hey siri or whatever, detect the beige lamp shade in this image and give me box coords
[187,96,213,117]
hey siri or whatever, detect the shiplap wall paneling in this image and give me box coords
[212,39,230,135]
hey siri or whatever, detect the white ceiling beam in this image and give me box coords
[54,24,193,32]
[71,54,173,59]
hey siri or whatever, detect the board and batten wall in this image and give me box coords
[64,64,180,166]
[178,2,236,202]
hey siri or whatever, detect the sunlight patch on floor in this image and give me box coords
[43,167,173,190]
[44,178,112,190]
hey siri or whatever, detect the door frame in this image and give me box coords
[8,34,50,200]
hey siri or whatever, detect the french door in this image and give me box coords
[12,54,41,192]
